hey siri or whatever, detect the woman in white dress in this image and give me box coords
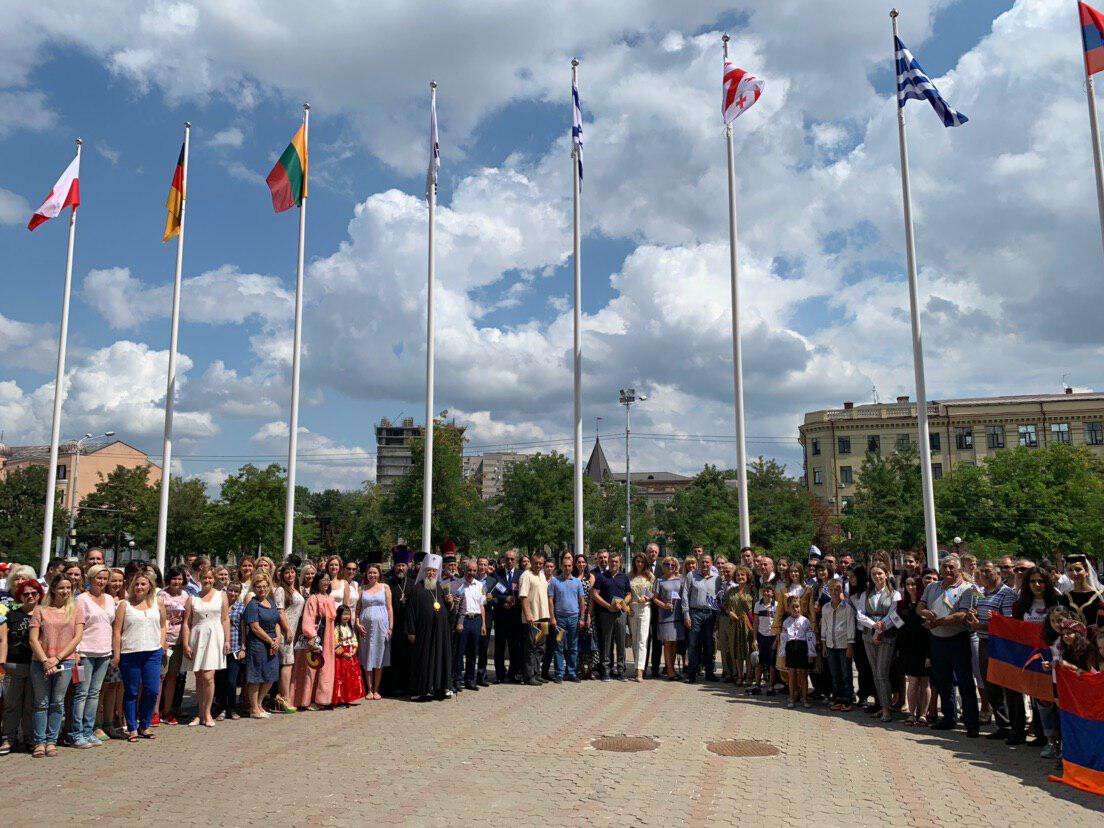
[273,562,305,714]
[181,566,230,727]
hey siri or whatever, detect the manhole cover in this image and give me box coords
[591,736,659,752]
[706,739,779,757]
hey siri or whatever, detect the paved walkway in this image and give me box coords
[6,677,1101,826]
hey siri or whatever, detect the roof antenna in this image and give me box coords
[1060,372,1071,391]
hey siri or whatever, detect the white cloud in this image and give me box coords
[0,312,56,371]
[207,125,244,148]
[0,89,55,137]
[0,340,216,444]
[250,421,373,490]
[95,142,121,165]
[82,265,293,329]
[0,188,30,225]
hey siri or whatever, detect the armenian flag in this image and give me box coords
[162,143,185,242]
[985,614,1053,702]
[1049,664,1104,796]
[1081,2,1104,76]
[266,125,308,213]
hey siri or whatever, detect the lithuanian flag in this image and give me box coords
[162,143,185,242]
[266,125,308,213]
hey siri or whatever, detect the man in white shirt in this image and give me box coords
[452,560,487,692]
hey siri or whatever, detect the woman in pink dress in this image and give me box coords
[291,572,336,710]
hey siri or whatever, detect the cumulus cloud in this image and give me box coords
[0,341,216,444]
[5,0,1103,484]
[0,312,56,370]
[250,421,373,490]
[82,265,293,329]
[0,188,30,225]
[207,125,244,148]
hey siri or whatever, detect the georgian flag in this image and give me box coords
[722,61,763,125]
[28,153,81,230]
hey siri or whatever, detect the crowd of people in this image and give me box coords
[0,540,1101,775]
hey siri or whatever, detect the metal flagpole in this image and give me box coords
[571,59,584,558]
[282,103,310,562]
[155,122,191,572]
[891,10,939,570]
[1082,19,1104,256]
[624,400,631,561]
[722,35,751,550]
[40,138,82,575]
[422,82,438,561]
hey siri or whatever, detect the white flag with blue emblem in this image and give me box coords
[426,85,440,199]
[572,76,583,183]
[895,36,968,128]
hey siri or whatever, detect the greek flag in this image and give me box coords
[572,77,583,182]
[895,36,968,128]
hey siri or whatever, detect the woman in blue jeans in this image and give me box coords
[111,573,167,742]
[29,573,86,757]
[69,564,117,747]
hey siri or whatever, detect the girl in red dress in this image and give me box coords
[331,605,365,705]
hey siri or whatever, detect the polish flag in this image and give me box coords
[28,153,81,230]
[722,61,763,125]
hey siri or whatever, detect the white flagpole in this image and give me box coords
[722,36,751,550]
[282,103,310,562]
[155,122,190,573]
[422,82,438,561]
[40,138,82,575]
[571,60,585,558]
[891,9,939,570]
[1082,24,1104,256]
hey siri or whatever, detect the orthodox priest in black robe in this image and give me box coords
[380,545,415,698]
[404,553,453,701]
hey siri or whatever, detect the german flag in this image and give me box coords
[162,143,185,242]
[266,125,308,213]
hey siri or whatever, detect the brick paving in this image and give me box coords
[5,676,1102,826]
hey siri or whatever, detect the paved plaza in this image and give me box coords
[7,674,1102,826]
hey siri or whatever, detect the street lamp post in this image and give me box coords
[67,431,114,542]
[619,388,646,562]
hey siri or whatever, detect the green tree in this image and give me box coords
[386,430,484,550]
[841,448,924,553]
[937,444,1104,559]
[746,457,816,558]
[74,465,158,553]
[212,463,308,558]
[659,465,735,555]
[164,477,215,563]
[0,465,68,566]
[498,452,574,553]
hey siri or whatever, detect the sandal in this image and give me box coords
[0,740,11,755]
[138,729,156,739]
[32,745,47,758]
[127,732,139,743]
[45,744,58,757]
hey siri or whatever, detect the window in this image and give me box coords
[840,466,854,485]
[932,462,943,480]
[929,432,941,452]
[811,437,821,456]
[1018,424,1038,448]
[866,435,880,455]
[837,436,851,455]
[896,433,911,452]
[1051,422,1071,444]
[56,464,67,481]
[1086,421,1104,446]
[955,426,973,450]
[812,468,823,485]
[986,426,1005,449]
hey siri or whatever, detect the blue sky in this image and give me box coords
[5,0,1101,493]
